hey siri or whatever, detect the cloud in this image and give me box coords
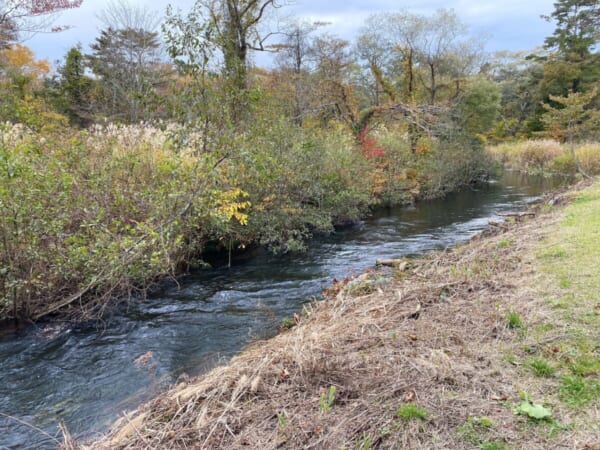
[25,0,555,65]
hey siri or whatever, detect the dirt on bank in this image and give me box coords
[75,180,600,450]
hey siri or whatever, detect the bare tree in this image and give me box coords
[96,0,161,34]
[275,19,326,124]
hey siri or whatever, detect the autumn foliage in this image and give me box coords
[357,127,385,159]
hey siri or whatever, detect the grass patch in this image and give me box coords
[457,417,506,449]
[395,402,428,421]
[570,357,600,377]
[497,238,514,248]
[505,309,524,329]
[527,358,555,377]
[559,375,600,407]
[479,442,507,450]
[533,180,600,417]
[538,248,567,259]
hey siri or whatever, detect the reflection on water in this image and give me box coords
[0,172,563,449]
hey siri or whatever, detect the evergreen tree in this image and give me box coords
[57,46,94,126]
[543,0,600,60]
[542,0,600,92]
[88,27,164,123]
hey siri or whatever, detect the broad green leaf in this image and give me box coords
[514,401,552,420]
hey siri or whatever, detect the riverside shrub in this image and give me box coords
[0,123,247,320]
[0,118,496,321]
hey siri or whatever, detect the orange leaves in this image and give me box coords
[1,44,50,77]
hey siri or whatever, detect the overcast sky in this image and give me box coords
[26,0,556,67]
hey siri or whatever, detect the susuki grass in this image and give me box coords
[487,140,600,176]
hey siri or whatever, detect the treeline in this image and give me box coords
[0,0,598,321]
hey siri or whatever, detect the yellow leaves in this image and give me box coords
[415,138,432,155]
[1,44,50,77]
[213,188,251,226]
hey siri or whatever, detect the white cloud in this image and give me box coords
[25,0,556,65]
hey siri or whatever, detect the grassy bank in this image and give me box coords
[0,122,490,322]
[80,178,600,449]
[487,139,600,176]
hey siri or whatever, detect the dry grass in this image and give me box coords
[487,140,600,176]
[78,181,600,450]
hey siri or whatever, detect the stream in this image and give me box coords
[0,172,563,449]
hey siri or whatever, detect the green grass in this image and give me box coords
[505,310,524,329]
[527,358,555,377]
[497,238,514,248]
[534,180,600,414]
[479,441,506,450]
[457,417,506,449]
[559,375,600,407]
[395,402,428,420]
[570,357,600,377]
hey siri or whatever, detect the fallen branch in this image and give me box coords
[488,221,509,231]
[376,259,409,270]
[498,212,536,219]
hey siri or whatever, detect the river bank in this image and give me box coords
[79,179,600,449]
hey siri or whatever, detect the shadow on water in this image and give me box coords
[0,172,565,449]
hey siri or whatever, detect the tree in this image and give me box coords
[357,9,483,106]
[355,21,398,105]
[541,0,600,94]
[275,20,324,74]
[310,34,357,127]
[87,27,164,122]
[542,88,600,177]
[543,0,600,60]
[166,0,285,119]
[355,9,483,151]
[488,51,546,137]
[0,0,82,47]
[453,77,501,134]
[56,45,94,125]
[414,9,484,105]
[85,0,167,123]
[0,43,67,130]
[273,20,326,124]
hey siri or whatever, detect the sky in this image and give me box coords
[25,0,556,67]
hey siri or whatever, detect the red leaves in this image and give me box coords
[29,0,83,16]
[357,126,385,159]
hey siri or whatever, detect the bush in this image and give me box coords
[488,140,600,176]
[576,143,600,175]
[549,153,577,175]
[518,140,563,173]
[0,123,242,320]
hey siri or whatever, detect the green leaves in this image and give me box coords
[514,400,552,420]
[319,385,336,413]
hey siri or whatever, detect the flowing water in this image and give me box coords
[0,172,563,449]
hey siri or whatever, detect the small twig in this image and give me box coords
[0,412,61,445]
[498,212,536,218]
